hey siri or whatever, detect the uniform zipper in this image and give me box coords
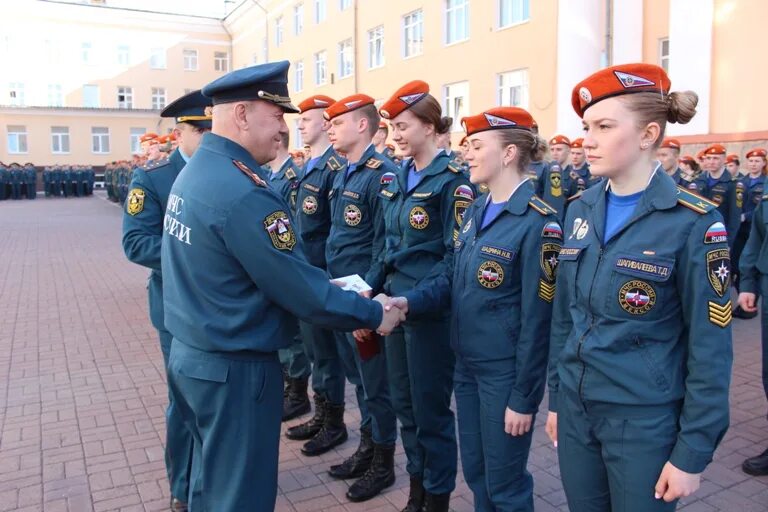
[577,246,603,401]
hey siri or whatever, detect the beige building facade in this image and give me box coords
[2,0,766,166]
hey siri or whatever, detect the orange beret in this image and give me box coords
[379,80,430,120]
[570,138,584,149]
[459,136,468,147]
[323,94,376,121]
[378,121,388,129]
[572,63,671,118]
[298,95,336,114]
[726,154,740,164]
[157,135,169,144]
[680,155,696,165]
[746,148,767,159]
[461,107,534,137]
[549,135,571,146]
[140,133,158,143]
[660,138,681,150]
[704,144,727,156]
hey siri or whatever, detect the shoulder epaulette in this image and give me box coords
[448,162,462,174]
[567,191,583,203]
[676,186,717,214]
[327,155,343,171]
[285,168,297,180]
[233,160,267,188]
[365,158,383,169]
[528,195,557,216]
[142,158,169,171]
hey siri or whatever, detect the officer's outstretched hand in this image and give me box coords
[654,462,701,502]
[738,292,758,313]
[504,408,532,437]
[383,296,409,316]
[375,299,405,336]
[545,412,557,447]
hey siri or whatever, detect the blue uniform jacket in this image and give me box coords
[365,152,474,297]
[325,144,397,279]
[739,180,768,294]
[737,174,764,223]
[161,133,382,354]
[122,150,185,329]
[692,170,740,246]
[268,156,302,212]
[527,160,550,197]
[548,170,733,474]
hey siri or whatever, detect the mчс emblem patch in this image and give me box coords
[264,211,296,251]
[706,249,731,297]
[477,260,504,289]
[409,206,429,229]
[126,188,145,216]
[618,280,656,315]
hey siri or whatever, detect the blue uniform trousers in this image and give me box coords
[299,321,349,404]
[278,332,311,379]
[454,358,534,512]
[384,320,457,494]
[557,387,680,512]
[168,340,283,511]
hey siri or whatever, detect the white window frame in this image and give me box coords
[314,51,327,86]
[659,37,670,73]
[183,49,198,71]
[403,9,424,59]
[151,87,167,110]
[117,86,133,109]
[83,84,99,108]
[294,3,304,35]
[339,0,351,10]
[117,44,130,65]
[275,16,285,46]
[497,69,529,108]
[48,84,64,107]
[130,128,146,154]
[51,126,70,154]
[9,82,25,106]
[7,125,28,154]
[91,127,110,154]
[150,48,166,69]
[215,51,230,72]
[443,81,469,132]
[81,42,92,64]
[338,39,353,79]
[367,25,385,69]
[498,0,530,29]
[445,0,470,45]
[314,0,326,23]
[294,60,304,92]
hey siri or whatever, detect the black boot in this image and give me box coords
[282,376,311,422]
[402,476,426,512]
[743,447,768,476]
[169,497,188,511]
[346,443,396,502]
[328,426,374,479]
[423,492,450,512]
[733,305,758,319]
[301,402,348,456]
[286,394,326,440]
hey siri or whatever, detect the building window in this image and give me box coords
[91,127,110,154]
[83,84,99,108]
[314,0,326,23]
[403,9,424,58]
[81,42,92,64]
[340,0,351,10]
[275,16,285,46]
[151,87,166,110]
[150,48,166,69]
[314,51,327,85]
[7,125,28,154]
[338,39,353,78]
[445,0,469,44]
[294,3,304,35]
[51,127,70,154]
[183,49,198,71]
[117,86,133,109]
[48,84,64,107]
[293,119,303,148]
[117,44,130,65]
[659,38,670,73]
[215,52,230,72]
[497,69,529,108]
[294,60,304,92]
[368,26,385,69]
[499,0,529,28]
[443,81,469,131]
[130,128,146,154]
[9,83,25,106]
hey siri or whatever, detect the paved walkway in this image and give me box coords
[0,194,766,511]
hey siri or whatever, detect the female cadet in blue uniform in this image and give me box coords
[386,107,561,511]
[737,153,768,475]
[356,80,474,512]
[692,144,741,247]
[546,63,733,512]
[121,89,212,511]
[161,61,404,512]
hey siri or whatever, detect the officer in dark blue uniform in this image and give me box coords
[737,162,768,476]
[122,89,212,511]
[323,94,400,502]
[161,62,402,511]
[547,63,732,512]
[390,107,561,512]
[692,144,741,247]
[9,164,22,200]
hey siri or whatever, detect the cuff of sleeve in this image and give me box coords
[739,278,758,295]
[366,300,383,331]
[548,390,558,413]
[669,440,711,474]
[507,391,536,415]
[401,290,424,318]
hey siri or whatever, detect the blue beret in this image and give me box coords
[161,90,212,129]
[202,60,299,113]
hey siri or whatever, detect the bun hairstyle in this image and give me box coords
[666,91,698,124]
[620,90,698,148]
[408,94,453,135]
[495,130,546,173]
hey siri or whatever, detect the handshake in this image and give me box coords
[355,293,409,341]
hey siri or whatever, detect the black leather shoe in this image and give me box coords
[329,426,373,479]
[743,447,768,476]
[282,376,311,422]
[346,443,396,502]
[733,305,758,319]
[286,394,326,440]
[170,497,188,511]
[301,402,348,456]
[402,476,426,512]
[423,492,450,512]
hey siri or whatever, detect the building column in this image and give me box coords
[611,0,643,64]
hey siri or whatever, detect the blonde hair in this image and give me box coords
[620,90,698,148]
[496,129,548,173]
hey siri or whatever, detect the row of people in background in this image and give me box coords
[106,132,180,204]
[0,162,38,200]
[41,165,95,198]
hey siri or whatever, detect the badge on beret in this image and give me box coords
[409,206,429,229]
[706,249,731,297]
[614,70,655,89]
[618,280,656,315]
[541,243,561,283]
[550,170,562,197]
[454,200,470,225]
[302,195,318,215]
[344,204,362,226]
[264,211,296,251]
[126,188,145,216]
[579,86,592,104]
[477,261,504,289]
[708,300,732,328]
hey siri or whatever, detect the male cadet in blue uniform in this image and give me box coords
[373,121,396,162]
[656,138,692,187]
[122,90,212,512]
[693,144,741,248]
[286,94,355,455]
[160,61,403,512]
[563,138,599,197]
[323,95,400,502]
[726,153,741,177]
[540,134,571,219]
